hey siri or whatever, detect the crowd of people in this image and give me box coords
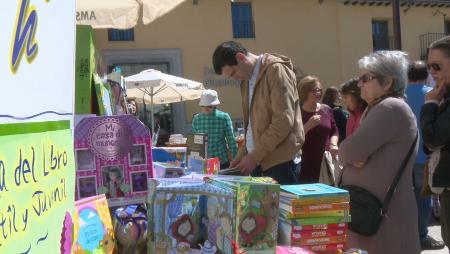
[200,37,450,253]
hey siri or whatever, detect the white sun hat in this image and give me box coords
[199,89,220,106]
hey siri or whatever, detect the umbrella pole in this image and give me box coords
[151,87,155,137]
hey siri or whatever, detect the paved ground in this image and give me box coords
[423,221,448,254]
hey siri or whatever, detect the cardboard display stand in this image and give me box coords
[75,115,153,207]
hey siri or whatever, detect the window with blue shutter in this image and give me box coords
[231,3,255,39]
[108,28,135,41]
[372,21,390,51]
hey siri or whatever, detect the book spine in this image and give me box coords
[291,229,347,239]
[285,216,351,226]
[293,202,349,212]
[290,196,349,206]
[291,235,347,246]
[291,223,348,231]
[306,243,347,252]
[287,209,350,219]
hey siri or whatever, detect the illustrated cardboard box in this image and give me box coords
[147,179,235,254]
[210,178,281,254]
[72,194,115,254]
[75,115,153,207]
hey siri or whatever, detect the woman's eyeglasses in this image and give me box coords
[311,88,323,93]
[427,63,441,72]
[358,74,379,83]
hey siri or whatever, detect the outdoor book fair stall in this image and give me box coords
[0,1,369,253]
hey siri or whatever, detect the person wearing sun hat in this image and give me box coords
[192,89,238,169]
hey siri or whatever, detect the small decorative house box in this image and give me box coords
[210,178,280,254]
[147,179,235,254]
[75,115,153,207]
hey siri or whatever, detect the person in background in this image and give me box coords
[192,89,238,169]
[212,41,304,184]
[298,76,339,183]
[322,86,348,143]
[421,36,450,249]
[340,78,368,137]
[339,51,420,253]
[406,60,445,250]
[126,99,138,116]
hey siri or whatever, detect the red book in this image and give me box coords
[290,235,346,246]
[291,229,346,239]
[290,223,348,231]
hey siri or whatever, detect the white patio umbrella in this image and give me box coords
[76,0,187,29]
[124,69,204,134]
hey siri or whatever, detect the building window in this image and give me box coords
[372,20,390,51]
[445,20,450,35]
[231,3,255,38]
[108,28,134,41]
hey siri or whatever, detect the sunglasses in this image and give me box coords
[311,88,323,93]
[427,63,441,72]
[358,74,379,83]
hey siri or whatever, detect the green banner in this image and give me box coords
[0,129,75,254]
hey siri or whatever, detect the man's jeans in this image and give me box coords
[251,160,299,185]
[413,163,432,242]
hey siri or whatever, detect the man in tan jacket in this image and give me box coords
[212,41,305,184]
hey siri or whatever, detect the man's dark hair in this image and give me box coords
[408,61,428,82]
[212,41,248,75]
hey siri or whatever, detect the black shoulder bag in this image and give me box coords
[339,133,418,236]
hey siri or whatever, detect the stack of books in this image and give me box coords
[278,183,350,253]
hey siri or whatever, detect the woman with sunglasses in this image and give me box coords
[297,75,339,183]
[338,51,420,254]
[421,36,450,249]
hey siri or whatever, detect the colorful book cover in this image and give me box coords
[72,194,115,254]
[211,178,281,254]
[186,133,208,159]
[187,157,220,175]
[74,115,153,207]
[280,184,349,200]
[276,246,315,254]
[147,179,235,254]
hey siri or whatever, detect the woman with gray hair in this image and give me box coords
[338,51,420,253]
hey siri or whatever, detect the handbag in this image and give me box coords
[339,133,418,236]
[319,151,343,186]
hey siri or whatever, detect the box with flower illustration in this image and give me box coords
[74,115,153,207]
[209,178,280,254]
[72,194,115,254]
[147,178,235,254]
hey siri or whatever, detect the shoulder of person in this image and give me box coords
[374,97,412,118]
[319,103,333,113]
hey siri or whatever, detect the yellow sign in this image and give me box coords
[0,129,75,254]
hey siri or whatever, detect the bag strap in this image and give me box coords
[381,132,418,215]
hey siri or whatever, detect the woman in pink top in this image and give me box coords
[340,78,367,137]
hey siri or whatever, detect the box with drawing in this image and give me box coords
[147,179,235,254]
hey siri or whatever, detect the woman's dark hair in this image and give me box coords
[340,78,368,111]
[429,36,450,58]
[212,41,248,75]
[322,86,339,108]
[408,61,428,82]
